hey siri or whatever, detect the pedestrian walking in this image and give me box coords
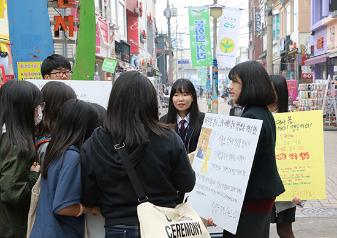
[223,61,285,238]
[41,54,72,80]
[30,99,101,238]
[0,80,42,237]
[160,78,205,154]
[35,81,77,162]
[80,71,195,238]
[269,75,302,238]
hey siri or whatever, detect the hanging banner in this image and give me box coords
[216,8,241,68]
[274,110,326,201]
[188,7,212,68]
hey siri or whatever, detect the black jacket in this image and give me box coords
[0,134,39,238]
[80,127,195,226]
[241,106,285,200]
[160,112,205,153]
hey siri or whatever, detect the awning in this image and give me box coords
[304,54,328,66]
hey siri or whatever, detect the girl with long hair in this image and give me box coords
[35,81,77,162]
[160,78,205,153]
[81,71,195,238]
[269,75,300,238]
[30,99,100,238]
[0,80,42,237]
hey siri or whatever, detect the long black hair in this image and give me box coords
[42,99,99,177]
[270,75,289,113]
[0,80,42,159]
[166,78,200,129]
[38,81,77,135]
[228,61,275,107]
[104,71,169,146]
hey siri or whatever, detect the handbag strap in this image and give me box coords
[114,143,148,203]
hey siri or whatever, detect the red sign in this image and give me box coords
[301,73,313,79]
[53,0,76,38]
[127,11,139,54]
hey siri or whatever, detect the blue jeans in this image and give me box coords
[105,225,139,238]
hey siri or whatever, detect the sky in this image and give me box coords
[155,0,249,48]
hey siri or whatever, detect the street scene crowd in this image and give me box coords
[1,54,332,238]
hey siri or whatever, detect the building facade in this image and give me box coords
[305,0,337,80]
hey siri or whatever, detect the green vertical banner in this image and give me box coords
[72,0,95,80]
[188,7,212,68]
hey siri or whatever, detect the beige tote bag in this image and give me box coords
[137,202,210,238]
[27,174,41,237]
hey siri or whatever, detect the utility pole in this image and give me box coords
[165,0,175,85]
[266,0,273,75]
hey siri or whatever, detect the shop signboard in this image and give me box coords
[188,7,212,67]
[17,62,42,80]
[313,27,327,57]
[102,58,117,73]
[274,110,326,201]
[188,113,262,235]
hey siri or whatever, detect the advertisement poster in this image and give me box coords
[188,113,262,234]
[274,110,326,201]
[17,62,42,80]
[286,80,298,102]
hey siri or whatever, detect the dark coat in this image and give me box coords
[241,106,285,200]
[81,128,195,225]
[160,112,205,153]
[0,134,39,238]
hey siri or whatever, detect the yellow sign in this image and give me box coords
[17,62,42,80]
[274,110,325,201]
[219,37,235,53]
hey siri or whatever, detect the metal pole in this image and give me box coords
[266,0,273,75]
[167,0,174,85]
[175,18,178,81]
[211,0,219,113]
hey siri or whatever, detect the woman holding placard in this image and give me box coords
[269,75,302,238]
[223,61,285,238]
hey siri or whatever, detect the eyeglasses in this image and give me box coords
[49,70,72,77]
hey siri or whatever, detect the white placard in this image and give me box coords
[27,80,112,108]
[188,113,262,235]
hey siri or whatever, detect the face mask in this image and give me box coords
[34,105,43,126]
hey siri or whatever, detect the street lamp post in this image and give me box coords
[209,1,223,114]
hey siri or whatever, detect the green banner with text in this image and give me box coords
[188,7,212,68]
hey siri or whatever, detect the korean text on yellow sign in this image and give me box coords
[274,110,325,201]
[17,62,42,80]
